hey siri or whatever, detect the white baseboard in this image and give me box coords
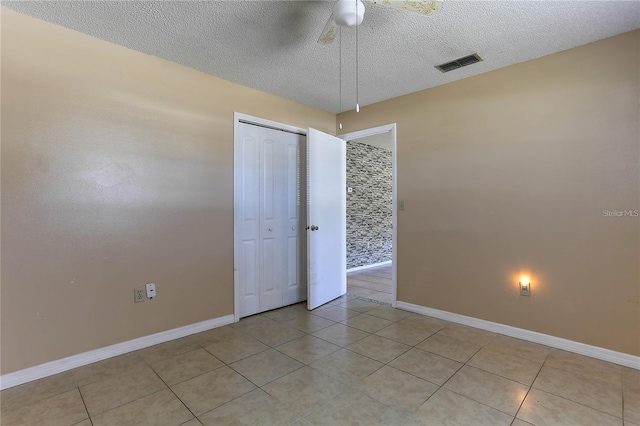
[347,260,391,273]
[396,301,640,370]
[0,314,235,391]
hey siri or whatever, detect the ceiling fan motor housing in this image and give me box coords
[333,0,365,27]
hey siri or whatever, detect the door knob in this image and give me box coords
[305,226,310,230]
[311,225,319,231]
[268,227,272,231]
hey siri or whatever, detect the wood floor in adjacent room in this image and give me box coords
[347,264,393,305]
[2,297,636,426]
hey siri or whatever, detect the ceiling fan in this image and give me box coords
[318,0,443,44]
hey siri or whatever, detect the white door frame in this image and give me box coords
[338,124,398,307]
[233,112,307,322]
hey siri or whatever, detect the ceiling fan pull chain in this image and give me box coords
[339,26,343,129]
[355,0,360,113]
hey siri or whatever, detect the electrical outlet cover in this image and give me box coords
[134,287,145,303]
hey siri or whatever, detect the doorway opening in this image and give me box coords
[338,124,397,306]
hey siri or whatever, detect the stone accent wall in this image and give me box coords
[346,141,392,269]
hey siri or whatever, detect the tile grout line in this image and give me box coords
[510,349,553,424]
[340,326,448,416]
[125,344,206,415]
[515,349,629,422]
[193,329,313,422]
[463,356,542,388]
[298,307,409,391]
[147,341,263,424]
[342,323,484,422]
[621,367,626,425]
[295,375,357,424]
[528,356,627,421]
[88,387,171,424]
[226,317,312,389]
[418,329,522,421]
[75,383,94,426]
[143,333,258,423]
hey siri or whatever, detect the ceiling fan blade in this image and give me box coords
[374,0,443,16]
[318,13,339,44]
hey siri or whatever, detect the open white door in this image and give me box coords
[306,128,347,310]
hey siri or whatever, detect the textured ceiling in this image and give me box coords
[4,1,639,113]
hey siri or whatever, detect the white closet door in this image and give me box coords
[236,122,304,317]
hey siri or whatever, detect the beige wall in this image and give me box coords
[340,30,640,356]
[0,9,334,374]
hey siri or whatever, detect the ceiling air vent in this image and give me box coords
[435,53,482,73]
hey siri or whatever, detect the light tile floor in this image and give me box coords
[347,264,393,304]
[2,299,638,426]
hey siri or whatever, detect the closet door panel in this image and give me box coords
[259,137,284,312]
[284,138,305,305]
[236,130,261,317]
